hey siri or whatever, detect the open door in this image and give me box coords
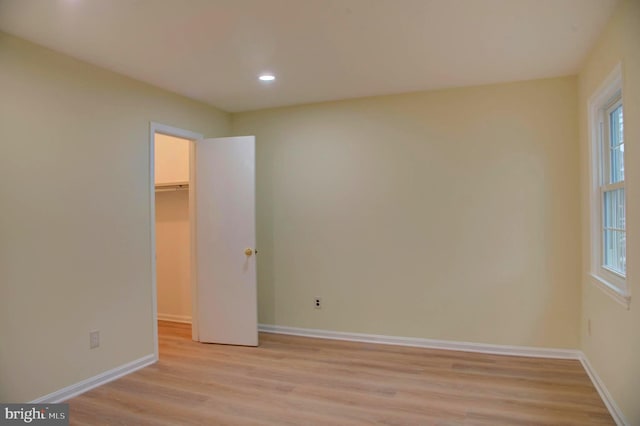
[193,136,257,346]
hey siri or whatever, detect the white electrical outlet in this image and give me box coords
[314,297,322,309]
[90,330,100,349]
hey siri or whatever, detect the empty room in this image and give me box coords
[0,0,638,424]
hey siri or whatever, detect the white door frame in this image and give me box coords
[149,122,203,360]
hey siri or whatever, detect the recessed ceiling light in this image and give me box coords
[259,74,276,82]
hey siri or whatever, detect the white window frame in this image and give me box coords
[587,63,630,308]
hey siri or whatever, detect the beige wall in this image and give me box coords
[0,33,230,402]
[232,76,581,349]
[155,191,191,322]
[578,0,640,424]
[154,133,190,185]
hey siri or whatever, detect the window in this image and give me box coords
[602,98,625,274]
[588,64,629,307]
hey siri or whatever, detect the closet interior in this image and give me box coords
[155,133,192,326]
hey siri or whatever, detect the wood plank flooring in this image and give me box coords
[68,321,613,425]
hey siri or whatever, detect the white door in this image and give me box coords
[194,136,257,346]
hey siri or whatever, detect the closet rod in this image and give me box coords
[155,183,189,192]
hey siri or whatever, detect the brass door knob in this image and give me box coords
[244,248,254,256]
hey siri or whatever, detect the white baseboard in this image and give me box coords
[258,324,581,359]
[30,354,157,403]
[579,354,628,426]
[157,313,192,324]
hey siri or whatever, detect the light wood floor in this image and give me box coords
[68,321,613,425]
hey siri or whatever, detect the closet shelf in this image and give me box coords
[155,182,189,192]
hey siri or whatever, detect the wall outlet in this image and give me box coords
[90,330,100,349]
[587,319,592,337]
[314,297,322,309]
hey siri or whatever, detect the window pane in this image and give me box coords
[610,144,624,183]
[609,105,624,183]
[604,188,625,230]
[604,230,626,274]
[609,105,623,147]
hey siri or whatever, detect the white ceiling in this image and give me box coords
[0,0,617,112]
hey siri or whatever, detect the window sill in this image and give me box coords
[590,273,631,309]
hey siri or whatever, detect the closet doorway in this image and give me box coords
[155,133,193,325]
[150,122,258,358]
